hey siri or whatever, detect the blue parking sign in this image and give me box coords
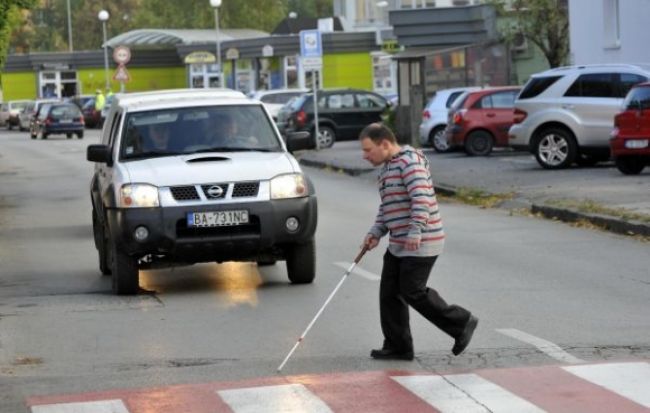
[300,30,322,58]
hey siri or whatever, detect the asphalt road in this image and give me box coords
[0,129,649,412]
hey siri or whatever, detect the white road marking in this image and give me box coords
[393,374,546,412]
[334,262,380,281]
[31,399,129,413]
[496,328,585,364]
[218,383,333,413]
[563,362,650,408]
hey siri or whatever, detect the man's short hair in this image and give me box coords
[359,122,396,144]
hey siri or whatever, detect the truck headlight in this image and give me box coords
[120,184,160,207]
[270,174,308,199]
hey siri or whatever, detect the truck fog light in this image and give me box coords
[134,226,149,242]
[285,217,300,232]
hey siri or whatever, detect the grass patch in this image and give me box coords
[439,187,515,209]
[546,199,650,224]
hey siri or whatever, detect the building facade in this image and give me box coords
[569,0,650,65]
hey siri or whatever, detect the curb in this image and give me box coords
[299,157,650,238]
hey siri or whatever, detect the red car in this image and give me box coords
[445,86,521,156]
[611,82,650,175]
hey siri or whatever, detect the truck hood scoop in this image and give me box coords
[186,156,231,163]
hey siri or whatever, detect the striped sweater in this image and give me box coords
[368,145,445,257]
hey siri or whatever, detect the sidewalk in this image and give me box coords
[297,142,650,238]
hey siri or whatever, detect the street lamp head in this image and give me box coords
[376,1,389,8]
[289,11,297,19]
[98,10,109,22]
[209,0,222,8]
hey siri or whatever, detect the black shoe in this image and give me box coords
[370,348,414,361]
[452,315,478,356]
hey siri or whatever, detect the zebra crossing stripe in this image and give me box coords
[217,383,333,413]
[31,399,129,413]
[392,374,546,413]
[563,362,650,408]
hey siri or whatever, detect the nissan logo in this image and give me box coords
[206,185,225,198]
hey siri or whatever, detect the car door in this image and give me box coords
[561,72,623,146]
[356,92,387,135]
[480,89,519,145]
[322,92,358,139]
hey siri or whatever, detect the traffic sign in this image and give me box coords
[301,56,323,71]
[300,30,322,58]
[113,46,131,65]
[113,65,130,82]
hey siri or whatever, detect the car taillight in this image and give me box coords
[295,110,307,128]
[422,109,431,120]
[79,117,85,125]
[45,116,54,125]
[452,110,464,125]
[513,108,527,124]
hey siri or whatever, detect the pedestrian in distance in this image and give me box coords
[94,89,105,112]
[360,122,478,361]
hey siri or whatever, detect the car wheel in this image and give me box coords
[66,133,72,139]
[92,210,112,276]
[430,126,451,153]
[316,126,335,148]
[285,238,316,284]
[40,131,48,140]
[533,127,576,169]
[465,130,494,156]
[77,132,84,139]
[111,242,139,295]
[615,157,646,175]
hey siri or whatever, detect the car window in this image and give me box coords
[357,93,385,108]
[519,75,562,99]
[325,94,355,109]
[446,91,464,107]
[120,105,282,160]
[50,105,81,118]
[619,73,648,98]
[564,73,616,98]
[623,86,650,110]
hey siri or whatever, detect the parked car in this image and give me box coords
[81,97,102,128]
[509,64,650,169]
[445,86,521,156]
[610,82,650,175]
[275,96,301,135]
[27,99,60,137]
[86,88,317,294]
[283,88,389,148]
[0,100,31,130]
[419,86,481,152]
[65,94,94,110]
[30,102,84,139]
[17,100,35,131]
[248,88,308,122]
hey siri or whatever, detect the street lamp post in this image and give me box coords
[98,10,110,91]
[209,0,223,88]
[66,0,73,52]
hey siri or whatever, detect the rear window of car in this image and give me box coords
[623,86,650,110]
[518,76,562,99]
[50,105,81,118]
[474,90,519,109]
[451,92,470,110]
[619,73,648,98]
[446,91,465,108]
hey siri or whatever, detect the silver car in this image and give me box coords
[418,86,481,152]
[509,64,650,169]
[0,100,31,130]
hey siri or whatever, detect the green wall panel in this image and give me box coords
[77,66,186,94]
[322,52,373,90]
[1,72,37,101]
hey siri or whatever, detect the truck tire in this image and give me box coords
[285,238,316,284]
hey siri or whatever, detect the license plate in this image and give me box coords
[59,119,72,124]
[625,139,649,149]
[187,210,249,227]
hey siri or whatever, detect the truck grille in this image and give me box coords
[170,186,200,201]
[233,182,259,198]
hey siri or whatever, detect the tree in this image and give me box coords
[491,0,569,68]
[1,0,36,68]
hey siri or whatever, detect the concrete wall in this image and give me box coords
[569,0,650,65]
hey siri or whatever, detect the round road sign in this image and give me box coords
[113,46,131,65]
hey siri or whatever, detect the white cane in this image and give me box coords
[277,245,369,373]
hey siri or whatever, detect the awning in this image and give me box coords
[105,29,269,48]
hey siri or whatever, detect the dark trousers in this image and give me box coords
[380,250,471,352]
